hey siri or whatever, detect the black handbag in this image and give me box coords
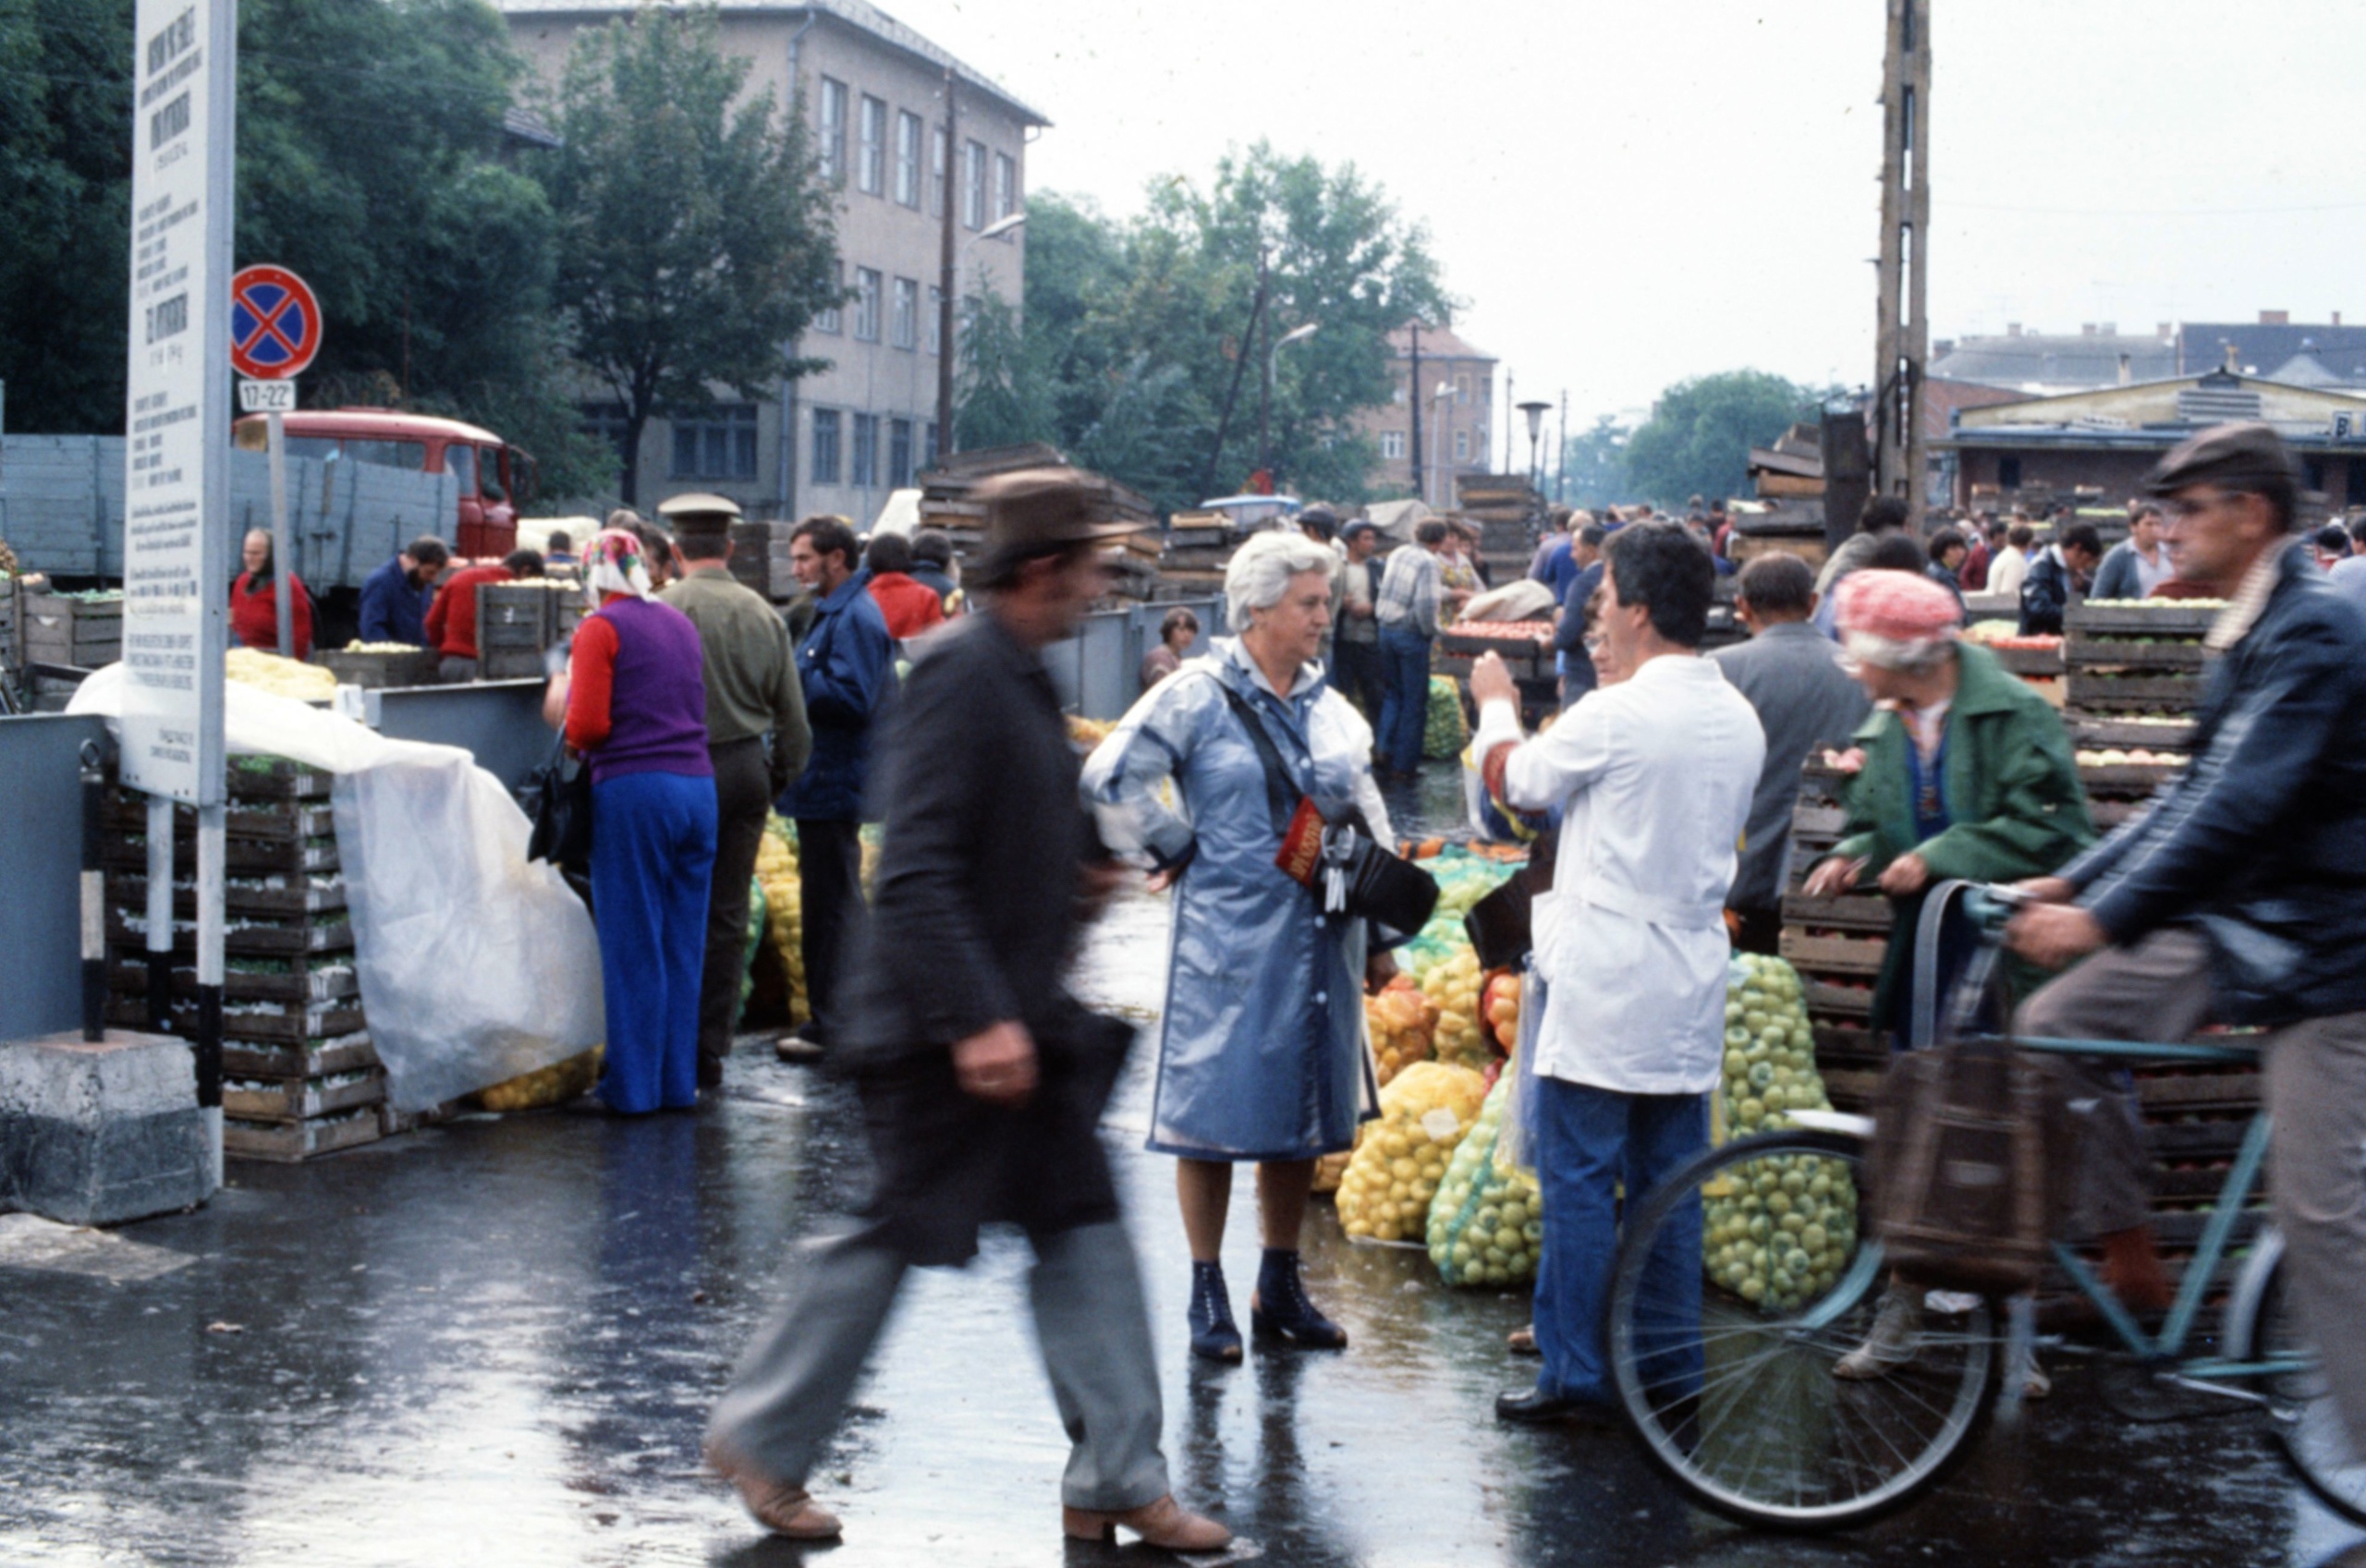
[525,732,594,874]
[1217,684,1439,932]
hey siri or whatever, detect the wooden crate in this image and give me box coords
[107,956,360,1005]
[106,911,354,956]
[318,648,439,688]
[2067,603,2219,638]
[1989,645,2066,677]
[1780,893,1891,932]
[114,873,347,920]
[477,583,552,649]
[224,1069,385,1124]
[2066,637,2209,672]
[2066,672,2202,711]
[222,1034,379,1080]
[104,995,368,1044]
[224,1107,382,1162]
[1780,930,1886,977]
[21,592,123,667]
[2078,762,2186,794]
[2069,713,2197,751]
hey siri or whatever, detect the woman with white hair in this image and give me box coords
[1081,530,1394,1364]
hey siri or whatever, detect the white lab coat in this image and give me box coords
[1472,655,1764,1096]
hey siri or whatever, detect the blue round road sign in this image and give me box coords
[229,265,322,380]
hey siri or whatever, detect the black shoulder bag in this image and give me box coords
[1216,683,1438,933]
[525,730,594,877]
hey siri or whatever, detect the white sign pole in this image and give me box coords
[268,407,291,656]
[124,0,233,1161]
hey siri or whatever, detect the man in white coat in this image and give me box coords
[1469,522,1764,1425]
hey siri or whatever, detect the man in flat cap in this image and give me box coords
[2006,423,2366,1459]
[706,469,1229,1553]
[655,493,811,1089]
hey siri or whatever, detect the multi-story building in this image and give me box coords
[1353,323,1496,507]
[503,0,1046,522]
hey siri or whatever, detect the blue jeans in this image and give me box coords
[1531,1077,1707,1405]
[590,770,719,1113]
[1374,626,1432,774]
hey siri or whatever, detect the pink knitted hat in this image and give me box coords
[1834,568,1961,670]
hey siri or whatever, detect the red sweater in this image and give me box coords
[424,564,513,660]
[229,571,313,661]
[867,571,945,640]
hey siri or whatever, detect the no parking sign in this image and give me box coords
[228,264,321,382]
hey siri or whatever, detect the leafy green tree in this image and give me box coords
[539,6,839,504]
[1556,414,1633,511]
[957,151,1452,515]
[0,0,616,493]
[1620,371,1823,509]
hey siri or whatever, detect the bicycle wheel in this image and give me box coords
[1607,1129,1999,1531]
[2242,1249,2366,1525]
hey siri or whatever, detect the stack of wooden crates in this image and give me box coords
[476,580,585,677]
[102,758,393,1161]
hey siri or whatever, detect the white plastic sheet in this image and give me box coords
[69,666,603,1109]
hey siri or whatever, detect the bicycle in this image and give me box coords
[1601,881,2360,1532]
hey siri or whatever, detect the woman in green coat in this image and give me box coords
[1802,571,2092,1039]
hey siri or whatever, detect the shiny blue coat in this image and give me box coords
[1081,639,1391,1161]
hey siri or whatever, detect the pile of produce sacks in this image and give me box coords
[1365,978,1438,1087]
[1421,949,1492,1071]
[1336,1062,1487,1244]
[1703,954,1860,1311]
[754,817,810,1025]
[1427,1072,1543,1286]
[1423,675,1468,760]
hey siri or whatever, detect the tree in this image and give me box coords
[1556,415,1632,511]
[957,152,1453,515]
[540,6,839,504]
[1620,371,1823,509]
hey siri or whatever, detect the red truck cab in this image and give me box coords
[232,408,537,560]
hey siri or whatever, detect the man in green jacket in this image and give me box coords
[1799,570,2119,1386]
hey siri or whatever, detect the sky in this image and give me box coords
[882,0,2366,458]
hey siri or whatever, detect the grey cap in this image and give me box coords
[2142,421,2299,502]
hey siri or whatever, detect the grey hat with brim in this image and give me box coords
[2142,421,2298,502]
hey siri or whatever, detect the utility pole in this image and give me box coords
[1872,0,1932,529]
[1407,322,1424,506]
[1555,389,1567,503]
[935,67,958,456]
[1202,257,1268,499]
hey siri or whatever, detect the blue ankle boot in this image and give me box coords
[1187,1260,1242,1363]
[1251,1247,1348,1350]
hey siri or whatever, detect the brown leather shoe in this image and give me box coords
[1062,1493,1231,1551]
[706,1445,843,1540]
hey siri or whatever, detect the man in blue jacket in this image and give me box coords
[356,536,449,646]
[2007,423,2366,1459]
[777,515,895,1061]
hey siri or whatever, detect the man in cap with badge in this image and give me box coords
[2006,423,2366,1459]
[704,468,1228,1553]
[654,493,811,1089]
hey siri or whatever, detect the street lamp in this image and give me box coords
[970,210,1028,248]
[1518,399,1551,500]
[1260,322,1320,480]
[1429,380,1455,509]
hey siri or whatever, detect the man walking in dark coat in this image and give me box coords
[704,469,1229,1554]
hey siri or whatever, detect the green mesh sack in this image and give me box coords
[1426,1072,1543,1286]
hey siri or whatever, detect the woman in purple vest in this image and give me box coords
[565,529,719,1112]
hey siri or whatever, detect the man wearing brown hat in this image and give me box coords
[655,493,811,1089]
[2006,422,2366,1457]
[705,468,1228,1553]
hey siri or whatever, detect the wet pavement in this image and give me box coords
[4,764,2364,1566]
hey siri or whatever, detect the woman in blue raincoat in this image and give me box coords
[1082,530,1395,1364]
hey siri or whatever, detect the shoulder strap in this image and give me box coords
[1214,680,1299,836]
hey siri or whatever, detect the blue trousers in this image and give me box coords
[1374,626,1432,774]
[590,770,719,1113]
[1531,1076,1707,1405]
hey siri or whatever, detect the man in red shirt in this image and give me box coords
[862,531,946,642]
[426,550,539,681]
[229,529,315,661]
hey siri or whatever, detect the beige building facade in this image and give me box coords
[1353,323,1496,507]
[503,0,1045,522]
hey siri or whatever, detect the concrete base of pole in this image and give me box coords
[0,1029,221,1225]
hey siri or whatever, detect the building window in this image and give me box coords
[923,420,939,470]
[888,419,914,486]
[926,285,943,356]
[1380,431,1407,461]
[817,78,847,186]
[1997,456,2022,489]
[962,139,986,230]
[810,408,842,485]
[853,267,882,342]
[850,413,879,487]
[581,402,633,473]
[671,404,758,480]
[890,277,919,350]
[1454,373,1470,405]
[994,152,1017,222]
[857,94,885,195]
[1392,384,1408,405]
[895,110,921,208]
[814,261,843,334]
[1454,429,1470,462]
[931,124,948,217]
